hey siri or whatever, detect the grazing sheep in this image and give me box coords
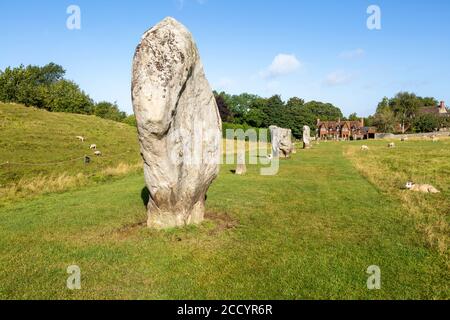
[388,142,395,148]
[267,154,273,161]
[361,145,369,151]
[94,151,102,156]
[432,137,439,143]
[76,136,85,142]
[90,144,97,150]
[405,182,440,194]
[401,136,408,142]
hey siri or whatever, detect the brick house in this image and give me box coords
[317,118,376,140]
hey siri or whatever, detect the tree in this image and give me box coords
[419,97,438,107]
[373,107,396,133]
[348,113,359,121]
[94,101,126,121]
[123,115,137,127]
[214,92,233,122]
[390,92,423,133]
[413,114,439,133]
[0,63,65,108]
[44,80,94,114]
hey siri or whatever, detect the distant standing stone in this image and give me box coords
[270,125,293,158]
[303,125,311,149]
[132,17,222,229]
[235,151,247,175]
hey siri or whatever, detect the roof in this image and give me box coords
[419,105,449,116]
[318,120,363,129]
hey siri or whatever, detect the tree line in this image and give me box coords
[0,63,136,126]
[3,64,445,135]
[371,92,449,133]
[215,92,346,138]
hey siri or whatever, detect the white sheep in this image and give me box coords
[76,136,85,142]
[405,182,440,194]
[388,142,395,148]
[361,145,369,151]
[432,137,439,143]
[94,151,102,156]
[90,144,97,150]
[401,136,408,142]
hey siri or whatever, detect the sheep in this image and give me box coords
[89,144,97,150]
[388,142,395,148]
[76,136,85,142]
[267,154,273,161]
[432,137,439,143]
[405,182,440,194]
[94,151,102,156]
[401,136,408,142]
[361,145,369,151]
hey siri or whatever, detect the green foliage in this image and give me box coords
[0,63,65,108]
[122,115,137,127]
[213,92,233,123]
[373,92,443,133]
[44,80,94,114]
[0,63,129,123]
[216,92,343,139]
[94,101,127,121]
[413,113,440,133]
[373,107,396,133]
[390,92,423,133]
[221,122,269,141]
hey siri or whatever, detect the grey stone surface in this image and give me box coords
[270,126,293,158]
[132,17,222,229]
[303,125,311,149]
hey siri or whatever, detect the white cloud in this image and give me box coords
[339,48,365,59]
[261,54,301,79]
[325,70,355,86]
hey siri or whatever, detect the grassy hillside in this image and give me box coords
[0,103,141,203]
[0,139,448,299]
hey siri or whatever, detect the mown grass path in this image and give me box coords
[0,142,448,299]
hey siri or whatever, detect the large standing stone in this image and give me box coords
[303,125,311,149]
[270,126,293,158]
[132,17,222,229]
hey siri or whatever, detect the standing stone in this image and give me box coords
[132,17,222,229]
[235,151,247,175]
[303,125,311,149]
[270,125,293,158]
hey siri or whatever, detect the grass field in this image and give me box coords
[0,104,449,299]
[0,103,142,204]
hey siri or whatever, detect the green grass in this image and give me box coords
[344,138,450,258]
[0,136,448,299]
[0,103,142,203]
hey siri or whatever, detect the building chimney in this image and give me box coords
[440,101,445,110]
[360,118,365,128]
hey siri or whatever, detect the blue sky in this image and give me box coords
[1,0,449,116]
